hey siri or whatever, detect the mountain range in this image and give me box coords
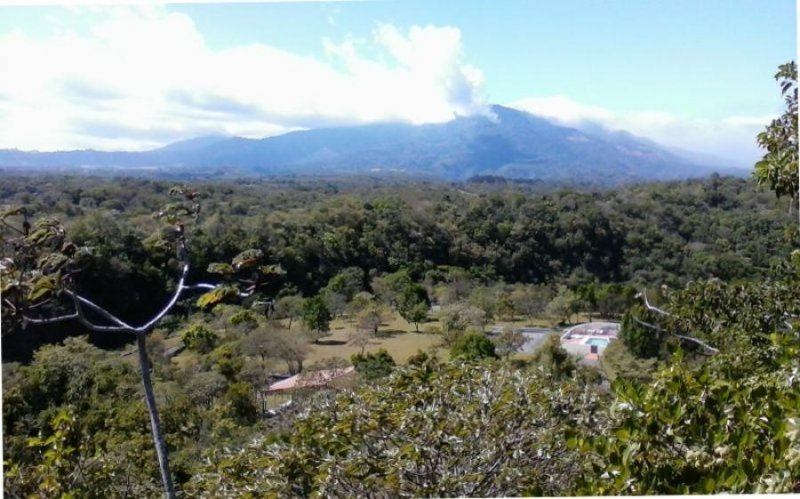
[0,105,746,184]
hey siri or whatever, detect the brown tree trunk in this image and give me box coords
[136,333,176,498]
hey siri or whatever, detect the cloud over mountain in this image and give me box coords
[0,6,489,151]
[0,5,775,166]
[509,95,769,166]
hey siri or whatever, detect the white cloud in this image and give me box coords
[510,96,614,124]
[0,6,773,166]
[721,115,775,127]
[0,7,490,151]
[510,95,771,165]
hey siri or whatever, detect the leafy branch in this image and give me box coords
[635,289,719,355]
[1,186,280,499]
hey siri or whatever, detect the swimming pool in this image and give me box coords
[586,338,609,348]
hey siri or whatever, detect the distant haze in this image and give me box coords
[0,105,748,184]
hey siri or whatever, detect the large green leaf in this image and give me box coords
[0,205,28,220]
[153,203,193,223]
[207,262,235,275]
[258,264,285,277]
[196,286,237,309]
[26,218,64,247]
[37,253,70,275]
[27,274,59,303]
[232,249,263,270]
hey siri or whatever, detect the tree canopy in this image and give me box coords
[755,61,798,205]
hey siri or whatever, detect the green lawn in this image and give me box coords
[160,308,609,374]
[304,313,446,366]
[304,311,586,366]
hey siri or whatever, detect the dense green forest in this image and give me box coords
[1,60,798,499]
[0,172,794,360]
[2,169,799,496]
[1,172,794,337]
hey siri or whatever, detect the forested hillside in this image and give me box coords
[2,163,799,496]
[0,173,793,356]
[3,175,794,291]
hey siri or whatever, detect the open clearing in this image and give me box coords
[157,309,609,373]
[304,314,447,366]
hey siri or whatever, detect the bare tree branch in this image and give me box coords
[22,262,248,335]
[673,334,719,354]
[7,200,207,499]
[631,316,719,355]
[23,312,79,325]
[26,297,57,310]
[67,291,134,330]
[136,332,176,498]
[183,283,216,291]
[184,282,252,297]
[636,289,672,317]
[139,263,189,332]
[72,296,131,333]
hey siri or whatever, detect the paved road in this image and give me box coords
[496,327,550,353]
[488,326,554,353]
[518,330,551,353]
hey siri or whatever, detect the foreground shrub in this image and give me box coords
[187,361,605,497]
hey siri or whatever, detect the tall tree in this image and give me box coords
[356,303,384,336]
[493,326,526,360]
[273,295,305,329]
[397,283,430,332]
[510,284,551,322]
[546,285,578,324]
[755,61,798,224]
[450,332,498,361]
[302,295,332,343]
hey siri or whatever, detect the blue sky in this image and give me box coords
[0,0,795,164]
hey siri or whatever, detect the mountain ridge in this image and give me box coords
[0,105,745,183]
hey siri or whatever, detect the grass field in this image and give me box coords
[304,314,447,366]
[302,311,594,367]
[154,308,609,375]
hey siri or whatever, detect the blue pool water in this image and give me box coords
[586,338,609,348]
